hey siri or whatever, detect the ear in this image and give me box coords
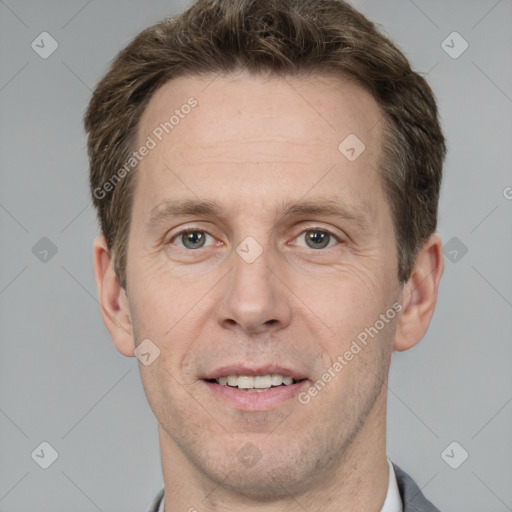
[394,233,444,352]
[93,235,135,357]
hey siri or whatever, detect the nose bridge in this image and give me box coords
[216,234,291,333]
[231,234,276,307]
[231,236,273,292]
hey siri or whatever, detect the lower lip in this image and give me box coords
[203,380,309,411]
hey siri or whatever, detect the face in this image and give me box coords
[124,72,403,498]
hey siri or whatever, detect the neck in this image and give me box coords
[158,393,389,512]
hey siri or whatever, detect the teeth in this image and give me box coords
[238,376,255,389]
[255,375,272,388]
[271,374,283,386]
[215,374,298,389]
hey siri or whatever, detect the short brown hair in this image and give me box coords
[85,0,446,289]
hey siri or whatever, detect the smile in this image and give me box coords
[208,373,305,392]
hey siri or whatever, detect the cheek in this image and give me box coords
[138,361,194,441]
[128,277,216,389]
[293,264,398,381]
[308,310,396,420]
[127,258,212,340]
[295,266,386,334]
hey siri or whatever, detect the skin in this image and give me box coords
[93,72,444,511]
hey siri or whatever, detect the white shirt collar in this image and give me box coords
[380,458,403,512]
[156,458,402,512]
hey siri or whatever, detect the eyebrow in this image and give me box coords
[145,197,372,232]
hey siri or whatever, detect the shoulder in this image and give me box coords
[392,462,442,512]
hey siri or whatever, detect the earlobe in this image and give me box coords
[394,233,444,352]
[93,235,135,357]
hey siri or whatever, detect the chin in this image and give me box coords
[195,436,324,503]
[215,460,310,502]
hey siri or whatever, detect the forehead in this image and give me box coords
[134,72,385,219]
[139,71,381,153]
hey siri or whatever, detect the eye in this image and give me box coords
[168,227,340,251]
[294,228,340,250]
[170,230,215,249]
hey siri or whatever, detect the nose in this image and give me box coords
[215,242,292,335]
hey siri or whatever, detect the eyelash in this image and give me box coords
[167,226,342,250]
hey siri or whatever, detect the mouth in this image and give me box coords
[201,366,309,410]
[204,374,307,392]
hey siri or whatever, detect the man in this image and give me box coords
[85,0,446,510]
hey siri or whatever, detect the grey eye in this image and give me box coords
[177,231,209,249]
[304,230,331,249]
[295,229,338,250]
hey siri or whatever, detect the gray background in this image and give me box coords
[1,0,511,511]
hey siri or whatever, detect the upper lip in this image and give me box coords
[203,364,309,381]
